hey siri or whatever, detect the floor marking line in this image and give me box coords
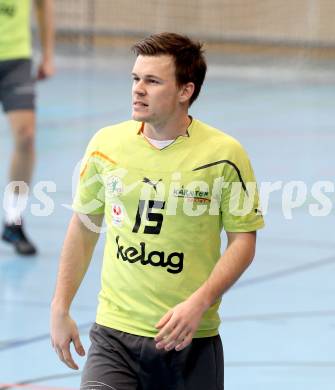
[236,255,335,288]
[0,372,81,390]
[0,323,92,352]
[222,309,335,322]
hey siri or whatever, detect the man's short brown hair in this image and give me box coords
[132,32,207,106]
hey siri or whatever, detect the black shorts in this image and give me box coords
[81,323,224,390]
[0,58,35,112]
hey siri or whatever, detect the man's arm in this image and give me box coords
[34,0,55,79]
[155,231,256,351]
[50,213,103,370]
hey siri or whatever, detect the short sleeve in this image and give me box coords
[220,143,264,232]
[72,133,105,215]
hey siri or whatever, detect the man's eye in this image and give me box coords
[132,77,139,81]
[148,79,158,84]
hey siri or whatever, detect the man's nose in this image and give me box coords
[133,79,146,95]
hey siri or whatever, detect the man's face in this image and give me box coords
[131,55,182,125]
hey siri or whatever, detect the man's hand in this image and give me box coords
[50,310,85,370]
[154,295,208,352]
[50,214,102,369]
[36,57,55,80]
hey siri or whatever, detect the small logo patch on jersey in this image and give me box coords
[142,177,163,193]
[173,186,210,204]
[111,204,124,226]
[105,175,123,197]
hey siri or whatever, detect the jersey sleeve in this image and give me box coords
[72,133,105,215]
[220,142,264,232]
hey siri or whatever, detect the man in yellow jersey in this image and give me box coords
[51,33,264,389]
[1,0,54,255]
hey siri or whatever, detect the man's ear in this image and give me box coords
[179,82,195,104]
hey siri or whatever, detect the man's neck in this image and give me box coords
[143,114,191,141]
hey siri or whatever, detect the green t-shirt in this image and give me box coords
[0,0,31,60]
[73,119,265,338]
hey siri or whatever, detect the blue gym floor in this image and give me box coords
[1,48,335,389]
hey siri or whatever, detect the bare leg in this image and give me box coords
[1,109,37,255]
[8,109,36,187]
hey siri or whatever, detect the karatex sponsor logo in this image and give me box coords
[173,185,210,204]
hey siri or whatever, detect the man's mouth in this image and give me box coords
[133,101,148,107]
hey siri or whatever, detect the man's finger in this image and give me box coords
[155,313,176,342]
[175,334,193,351]
[155,322,176,343]
[62,344,79,370]
[163,324,189,345]
[162,327,190,350]
[157,325,184,348]
[72,334,86,356]
[55,346,65,363]
[155,310,173,330]
[156,326,181,349]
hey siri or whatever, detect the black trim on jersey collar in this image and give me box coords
[192,160,247,193]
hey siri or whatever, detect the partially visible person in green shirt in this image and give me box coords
[1,0,55,255]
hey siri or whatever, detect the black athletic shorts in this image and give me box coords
[81,323,224,390]
[0,59,35,112]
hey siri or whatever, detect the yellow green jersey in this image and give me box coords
[0,0,31,60]
[73,119,264,338]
